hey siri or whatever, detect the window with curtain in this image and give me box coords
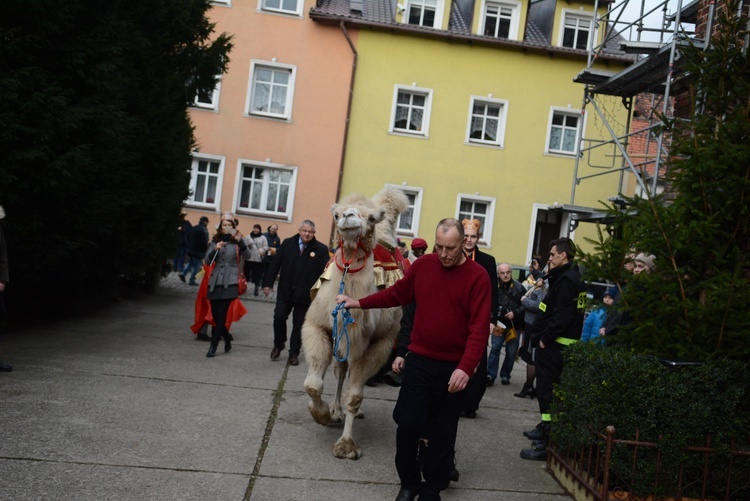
[391,86,433,136]
[188,156,223,208]
[548,110,580,154]
[248,62,296,120]
[238,164,295,217]
[468,97,507,146]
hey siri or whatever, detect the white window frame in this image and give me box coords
[389,85,434,138]
[192,77,221,111]
[456,194,496,247]
[187,153,225,210]
[211,0,232,6]
[465,95,509,148]
[545,106,583,156]
[246,60,297,121]
[257,0,303,17]
[235,160,297,221]
[478,0,521,40]
[558,10,594,50]
[387,184,423,238]
[403,0,444,28]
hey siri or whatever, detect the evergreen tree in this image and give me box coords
[581,0,750,360]
[0,0,232,317]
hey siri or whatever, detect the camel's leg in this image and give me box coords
[328,360,348,424]
[332,336,393,460]
[302,324,333,426]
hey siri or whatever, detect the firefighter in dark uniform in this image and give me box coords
[520,237,586,461]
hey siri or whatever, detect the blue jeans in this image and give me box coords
[487,332,520,381]
[182,255,202,284]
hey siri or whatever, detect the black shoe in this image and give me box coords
[460,410,477,419]
[196,333,210,341]
[520,443,548,461]
[178,274,186,282]
[270,347,281,360]
[189,281,198,286]
[288,354,299,366]
[449,466,460,482]
[227,333,234,341]
[486,376,494,387]
[0,363,12,372]
[382,370,402,387]
[394,486,420,501]
[523,422,543,439]
[449,454,460,482]
[514,383,535,398]
[531,438,549,449]
[500,377,510,385]
[206,345,217,358]
[526,422,550,442]
[254,285,260,296]
[224,339,232,353]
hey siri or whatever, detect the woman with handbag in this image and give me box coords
[204,213,251,358]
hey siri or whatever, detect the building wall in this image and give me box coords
[183,0,355,244]
[338,28,630,265]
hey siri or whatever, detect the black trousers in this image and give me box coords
[209,299,233,347]
[272,298,309,355]
[393,353,465,497]
[244,261,264,286]
[461,349,487,413]
[535,342,565,416]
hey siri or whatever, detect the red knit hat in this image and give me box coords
[411,238,428,250]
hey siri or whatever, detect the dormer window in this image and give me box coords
[406,0,438,28]
[560,11,593,50]
[480,0,520,40]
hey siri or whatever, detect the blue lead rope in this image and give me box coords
[331,270,355,363]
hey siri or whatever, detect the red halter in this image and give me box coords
[334,237,370,273]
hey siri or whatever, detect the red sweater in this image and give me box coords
[359,253,491,376]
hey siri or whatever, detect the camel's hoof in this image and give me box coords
[355,410,364,419]
[308,401,331,426]
[332,437,362,460]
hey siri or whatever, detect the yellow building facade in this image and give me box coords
[312,0,634,266]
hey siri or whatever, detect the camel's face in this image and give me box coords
[331,200,385,246]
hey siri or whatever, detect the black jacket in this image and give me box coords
[186,223,209,258]
[471,248,499,325]
[497,278,526,331]
[530,262,586,346]
[262,235,330,305]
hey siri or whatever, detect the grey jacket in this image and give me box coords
[205,240,251,294]
[244,233,269,263]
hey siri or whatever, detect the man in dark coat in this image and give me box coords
[489,262,526,385]
[520,237,586,461]
[262,219,329,366]
[181,216,209,285]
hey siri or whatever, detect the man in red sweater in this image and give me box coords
[337,218,491,501]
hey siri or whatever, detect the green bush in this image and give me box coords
[553,343,750,498]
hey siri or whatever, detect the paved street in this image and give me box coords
[0,273,572,501]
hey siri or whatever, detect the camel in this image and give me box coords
[301,186,408,459]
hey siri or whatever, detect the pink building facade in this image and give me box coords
[183,0,357,245]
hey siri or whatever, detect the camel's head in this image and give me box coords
[331,194,385,251]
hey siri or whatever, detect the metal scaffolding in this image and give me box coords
[569,0,705,213]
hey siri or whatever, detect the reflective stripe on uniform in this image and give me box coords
[555,337,578,346]
[539,302,547,312]
[541,413,552,422]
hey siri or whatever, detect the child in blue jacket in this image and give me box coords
[581,288,615,343]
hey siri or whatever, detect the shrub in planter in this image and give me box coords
[553,343,750,499]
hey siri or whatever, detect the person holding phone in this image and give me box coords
[204,213,251,358]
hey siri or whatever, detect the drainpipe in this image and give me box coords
[330,20,358,244]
